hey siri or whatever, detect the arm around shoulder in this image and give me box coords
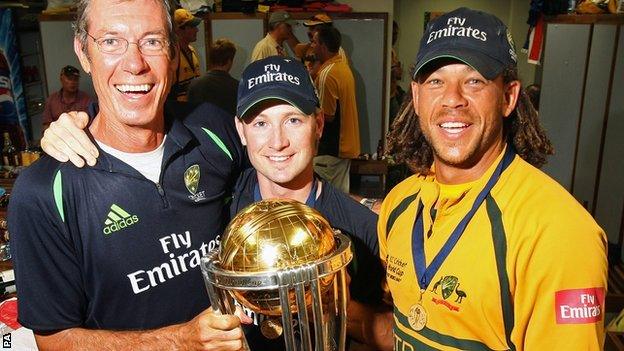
[40,111,98,167]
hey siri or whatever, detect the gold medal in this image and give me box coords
[408,303,427,331]
[260,318,283,339]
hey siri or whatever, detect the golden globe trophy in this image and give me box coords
[201,199,353,351]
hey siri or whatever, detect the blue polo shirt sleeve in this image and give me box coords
[182,103,250,214]
[9,159,86,331]
[182,102,247,172]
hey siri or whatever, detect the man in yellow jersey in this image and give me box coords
[170,8,201,102]
[292,13,348,76]
[380,7,607,350]
[311,26,359,194]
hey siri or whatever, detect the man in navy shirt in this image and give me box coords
[9,0,250,350]
[231,57,390,350]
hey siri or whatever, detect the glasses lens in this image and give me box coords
[97,37,127,54]
[139,38,168,55]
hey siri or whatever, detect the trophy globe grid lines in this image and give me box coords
[218,199,337,315]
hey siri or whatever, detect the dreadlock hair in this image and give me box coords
[385,66,554,175]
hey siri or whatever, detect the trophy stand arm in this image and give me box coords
[336,269,348,351]
[203,271,251,351]
[309,272,326,351]
[295,267,314,351]
[278,271,297,351]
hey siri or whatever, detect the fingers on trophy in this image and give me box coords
[201,199,353,351]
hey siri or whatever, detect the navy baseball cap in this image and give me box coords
[237,56,319,119]
[413,7,517,80]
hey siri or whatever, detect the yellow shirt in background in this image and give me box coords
[315,54,360,159]
[250,33,284,62]
[171,45,200,102]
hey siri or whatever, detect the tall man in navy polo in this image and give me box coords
[9,0,251,350]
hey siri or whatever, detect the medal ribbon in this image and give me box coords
[254,177,318,208]
[412,146,515,290]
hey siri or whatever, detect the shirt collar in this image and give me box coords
[86,103,194,175]
[319,53,342,70]
[266,33,280,48]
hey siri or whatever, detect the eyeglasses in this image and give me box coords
[86,33,169,56]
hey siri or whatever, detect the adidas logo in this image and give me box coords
[103,204,139,235]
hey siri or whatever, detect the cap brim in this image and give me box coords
[413,47,504,80]
[237,87,316,120]
[303,20,324,27]
[179,17,201,27]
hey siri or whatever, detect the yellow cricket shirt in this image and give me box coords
[378,146,607,350]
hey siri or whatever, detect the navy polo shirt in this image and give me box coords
[230,169,385,351]
[9,103,244,332]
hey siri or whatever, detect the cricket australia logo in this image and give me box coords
[103,204,139,235]
[184,164,206,202]
[430,275,467,312]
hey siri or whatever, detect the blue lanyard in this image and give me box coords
[253,178,318,208]
[412,146,516,290]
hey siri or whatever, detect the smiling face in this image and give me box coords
[74,0,174,130]
[412,61,520,183]
[235,103,323,188]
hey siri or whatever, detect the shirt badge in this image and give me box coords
[184,164,206,202]
[555,287,604,324]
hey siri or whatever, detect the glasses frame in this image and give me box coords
[86,32,170,56]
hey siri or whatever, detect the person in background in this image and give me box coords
[379,7,606,349]
[10,0,250,349]
[250,11,295,62]
[170,8,201,102]
[42,65,92,131]
[301,51,322,80]
[188,38,238,116]
[293,13,348,70]
[311,26,359,194]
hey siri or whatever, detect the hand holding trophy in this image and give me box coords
[201,199,353,351]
